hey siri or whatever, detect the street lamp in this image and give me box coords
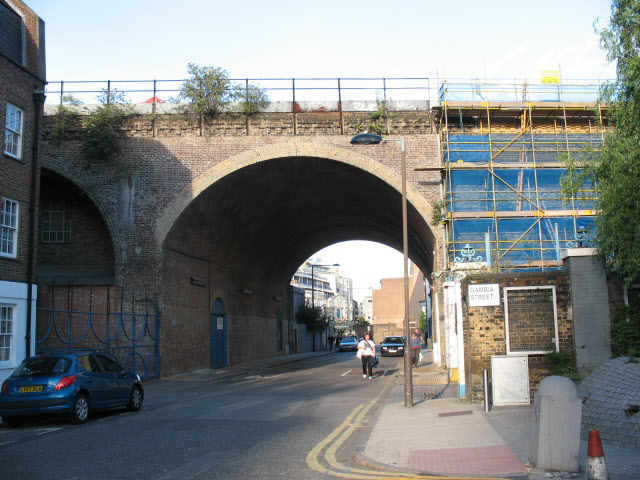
[310,263,340,308]
[350,133,413,407]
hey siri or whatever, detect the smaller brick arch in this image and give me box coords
[38,167,118,284]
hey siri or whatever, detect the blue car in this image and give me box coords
[0,352,144,426]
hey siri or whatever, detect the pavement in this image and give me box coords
[154,348,640,480]
[354,349,640,480]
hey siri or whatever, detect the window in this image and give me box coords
[0,304,14,364]
[0,3,25,65]
[96,355,122,374]
[4,103,23,158]
[1,198,19,258]
[77,355,101,373]
[41,202,71,242]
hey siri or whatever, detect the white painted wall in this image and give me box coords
[0,281,37,383]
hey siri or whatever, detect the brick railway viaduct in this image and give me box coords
[39,104,442,375]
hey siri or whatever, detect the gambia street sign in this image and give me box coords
[468,283,500,307]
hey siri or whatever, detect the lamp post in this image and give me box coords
[350,133,413,407]
[310,263,340,308]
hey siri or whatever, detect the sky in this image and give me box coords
[24,0,618,301]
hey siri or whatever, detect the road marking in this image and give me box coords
[306,377,505,480]
[35,428,62,435]
[341,370,353,376]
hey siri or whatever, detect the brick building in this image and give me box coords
[371,264,426,340]
[0,0,46,382]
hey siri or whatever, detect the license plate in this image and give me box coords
[19,385,43,393]
[389,349,397,353]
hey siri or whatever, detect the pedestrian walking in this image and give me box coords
[410,331,421,367]
[357,332,376,379]
[413,328,424,345]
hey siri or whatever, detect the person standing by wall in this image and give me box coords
[358,332,376,379]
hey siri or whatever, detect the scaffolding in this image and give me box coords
[434,79,607,271]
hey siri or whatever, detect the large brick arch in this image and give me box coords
[155,139,435,254]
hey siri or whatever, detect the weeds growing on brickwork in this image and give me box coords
[544,346,583,381]
[430,200,445,226]
[352,95,393,135]
[49,91,135,165]
[49,94,83,146]
[80,90,135,163]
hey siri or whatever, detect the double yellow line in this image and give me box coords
[306,389,505,480]
[306,398,414,479]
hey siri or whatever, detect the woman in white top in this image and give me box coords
[357,332,376,379]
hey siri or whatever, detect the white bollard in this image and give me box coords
[529,376,582,472]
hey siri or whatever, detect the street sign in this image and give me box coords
[468,283,500,307]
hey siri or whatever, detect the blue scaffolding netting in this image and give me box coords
[443,130,600,269]
[443,134,603,164]
[438,82,608,104]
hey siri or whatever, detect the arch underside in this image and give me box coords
[163,156,435,285]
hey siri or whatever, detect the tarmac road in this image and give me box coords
[0,351,400,480]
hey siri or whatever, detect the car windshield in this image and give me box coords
[11,357,71,377]
[383,337,404,345]
[341,338,356,343]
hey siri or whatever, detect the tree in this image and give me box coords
[177,63,269,118]
[177,63,235,118]
[295,303,330,333]
[563,1,640,285]
[233,82,269,116]
[419,310,427,334]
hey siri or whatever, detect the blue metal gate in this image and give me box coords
[36,284,160,378]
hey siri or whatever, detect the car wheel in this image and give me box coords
[70,393,89,425]
[127,385,143,412]
[2,416,22,428]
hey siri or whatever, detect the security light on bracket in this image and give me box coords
[241,289,253,296]
[350,133,383,145]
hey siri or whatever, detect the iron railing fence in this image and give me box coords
[36,284,160,378]
[44,77,614,109]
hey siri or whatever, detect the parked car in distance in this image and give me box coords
[338,337,358,352]
[379,336,406,357]
[0,352,144,427]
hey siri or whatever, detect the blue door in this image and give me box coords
[210,298,227,368]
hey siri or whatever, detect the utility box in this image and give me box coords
[529,376,582,472]
[491,355,530,405]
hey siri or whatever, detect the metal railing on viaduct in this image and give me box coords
[44,76,611,108]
